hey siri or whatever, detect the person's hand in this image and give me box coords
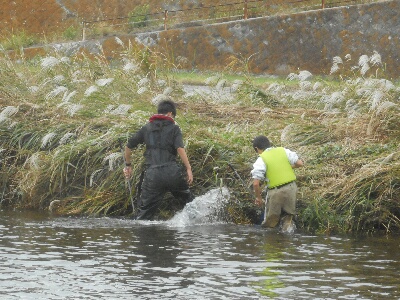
[123,166,132,179]
[255,196,263,207]
[186,168,193,185]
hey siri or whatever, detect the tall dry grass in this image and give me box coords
[0,44,399,233]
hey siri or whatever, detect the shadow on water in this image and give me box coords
[1,188,400,299]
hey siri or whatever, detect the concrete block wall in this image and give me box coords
[6,1,399,78]
[131,1,399,78]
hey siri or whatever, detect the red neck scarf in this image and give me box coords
[149,114,175,123]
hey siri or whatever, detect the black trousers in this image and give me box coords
[136,163,192,220]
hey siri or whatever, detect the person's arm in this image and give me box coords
[177,147,193,185]
[292,159,303,168]
[123,128,144,178]
[123,146,133,178]
[285,148,303,169]
[124,146,132,165]
[253,179,263,207]
[251,157,266,207]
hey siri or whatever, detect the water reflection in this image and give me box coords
[133,226,182,268]
[0,210,399,299]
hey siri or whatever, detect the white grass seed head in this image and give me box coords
[41,56,60,69]
[298,70,312,81]
[103,152,122,171]
[41,132,57,149]
[84,85,98,97]
[59,133,76,145]
[0,106,19,118]
[45,86,68,101]
[96,78,114,87]
[66,104,83,116]
[62,90,77,103]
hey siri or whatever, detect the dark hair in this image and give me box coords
[157,100,176,117]
[252,135,270,151]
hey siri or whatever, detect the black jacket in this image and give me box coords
[127,115,184,166]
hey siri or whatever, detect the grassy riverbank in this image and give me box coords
[0,43,399,234]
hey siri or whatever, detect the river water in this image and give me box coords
[1,188,399,300]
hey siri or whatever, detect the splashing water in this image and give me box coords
[167,187,230,227]
[280,217,297,235]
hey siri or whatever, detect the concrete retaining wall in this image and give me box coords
[131,1,399,78]
[10,1,400,78]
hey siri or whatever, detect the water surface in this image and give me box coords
[1,201,399,299]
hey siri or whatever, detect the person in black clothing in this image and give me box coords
[123,100,193,220]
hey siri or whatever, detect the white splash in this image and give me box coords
[167,187,230,227]
[280,219,297,235]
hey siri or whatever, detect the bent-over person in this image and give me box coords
[251,135,303,229]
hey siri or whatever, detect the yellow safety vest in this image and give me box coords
[260,147,296,188]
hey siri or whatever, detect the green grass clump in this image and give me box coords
[0,31,39,50]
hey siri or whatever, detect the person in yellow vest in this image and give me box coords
[251,135,303,229]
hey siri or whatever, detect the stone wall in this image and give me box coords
[131,0,399,78]
[6,1,399,78]
[0,0,233,35]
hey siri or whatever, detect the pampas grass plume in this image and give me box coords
[45,86,68,101]
[298,70,312,81]
[41,132,57,149]
[96,78,114,87]
[41,57,60,69]
[103,152,121,171]
[84,86,98,97]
